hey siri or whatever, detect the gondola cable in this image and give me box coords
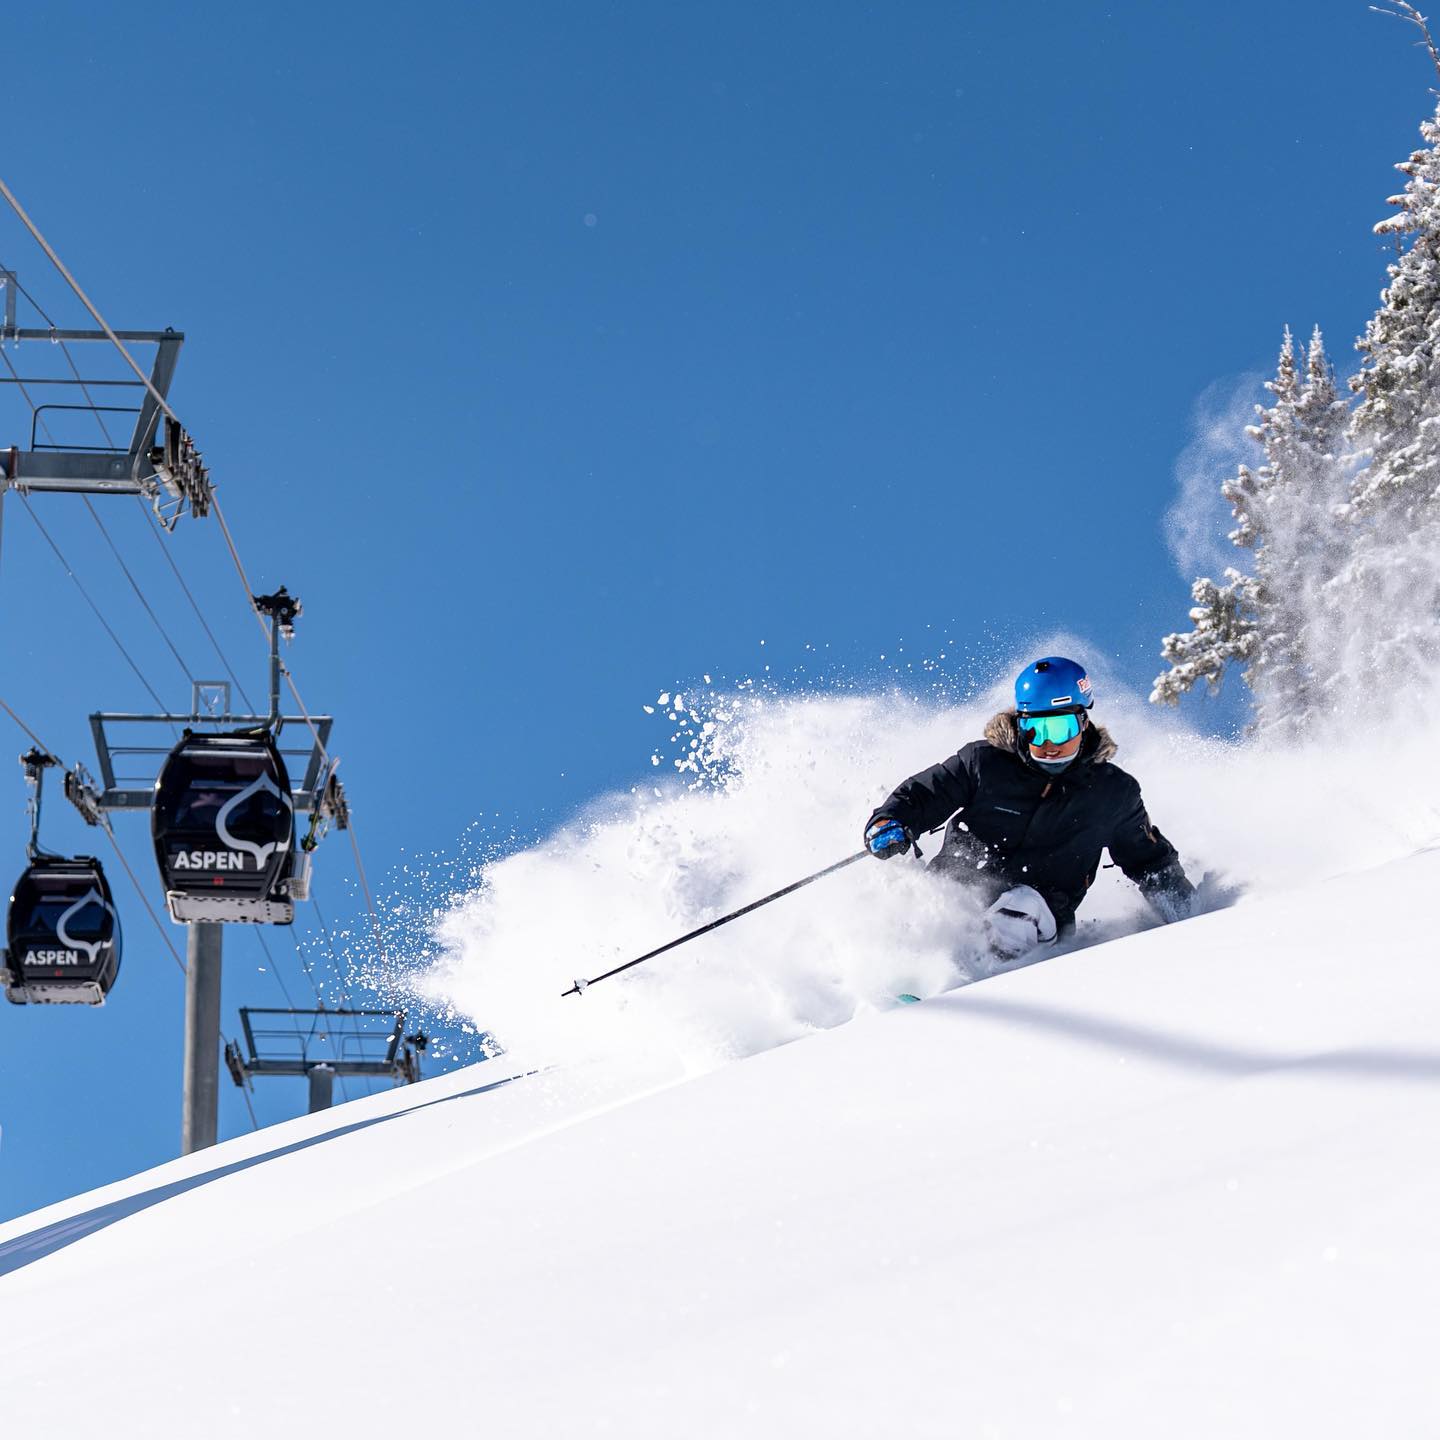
[286,927,328,1007]
[0,246,313,1129]
[17,491,173,717]
[0,344,197,700]
[139,510,258,713]
[0,695,51,760]
[0,177,175,425]
[96,817,186,977]
[81,498,195,687]
[3,258,133,466]
[0,347,173,708]
[256,927,343,1085]
[283,921,357,1100]
[0,265,249,711]
[2,323,305,1009]
[281,923,368,1093]
[6,272,259,713]
[3,176,392,980]
[212,492,392,972]
[277,933,358,1098]
[261,921,356,1066]
[252,929,300,1010]
[304,895,344,999]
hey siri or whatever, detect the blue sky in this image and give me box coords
[0,0,1427,1218]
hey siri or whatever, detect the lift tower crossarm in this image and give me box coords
[0,318,204,522]
[82,709,334,815]
[0,327,181,343]
[226,1009,428,1114]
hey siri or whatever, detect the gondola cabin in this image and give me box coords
[2,858,122,1005]
[152,731,297,924]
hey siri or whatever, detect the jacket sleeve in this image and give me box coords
[1108,778,1194,920]
[867,747,978,839]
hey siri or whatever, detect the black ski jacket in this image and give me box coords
[867,712,1190,932]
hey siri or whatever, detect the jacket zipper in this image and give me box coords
[1013,780,1054,857]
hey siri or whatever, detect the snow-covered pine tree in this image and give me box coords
[1159,4,1440,719]
[1252,326,1353,720]
[1349,56,1440,519]
[1231,329,1304,712]
[1150,570,1258,706]
[1338,40,1440,698]
[1283,328,1354,705]
[1153,327,1350,720]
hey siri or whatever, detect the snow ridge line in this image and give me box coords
[0,1069,536,1279]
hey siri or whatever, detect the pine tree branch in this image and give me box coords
[1371,2,1440,84]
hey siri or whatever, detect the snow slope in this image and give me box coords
[3,846,1439,1439]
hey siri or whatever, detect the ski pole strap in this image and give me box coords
[562,850,868,996]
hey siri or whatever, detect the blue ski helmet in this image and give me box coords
[1014,656,1094,715]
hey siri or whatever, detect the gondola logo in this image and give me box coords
[213,770,293,869]
[34,887,116,967]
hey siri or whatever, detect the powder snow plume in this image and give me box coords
[384,648,1440,1082]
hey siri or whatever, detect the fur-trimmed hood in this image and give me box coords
[984,710,1117,765]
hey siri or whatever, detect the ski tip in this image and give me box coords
[895,993,922,1005]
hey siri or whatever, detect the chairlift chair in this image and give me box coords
[151,730,298,924]
[2,856,122,1005]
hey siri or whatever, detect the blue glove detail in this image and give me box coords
[865,818,911,859]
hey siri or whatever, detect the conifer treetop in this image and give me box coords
[1369,3,1440,84]
[1348,19,1440,511]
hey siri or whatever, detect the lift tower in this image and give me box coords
[2,269,344,1149]
[69,591,346,1153]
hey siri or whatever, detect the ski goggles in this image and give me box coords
[1019,712,1083,749]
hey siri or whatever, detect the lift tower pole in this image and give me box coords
[182,922,224,1153]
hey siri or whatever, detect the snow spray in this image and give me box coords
[375,645,1440,1083]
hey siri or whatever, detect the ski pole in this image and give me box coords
[561,850,868,996]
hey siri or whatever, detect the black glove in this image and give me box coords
[865,817,911,860]
[1138,861,1194,923]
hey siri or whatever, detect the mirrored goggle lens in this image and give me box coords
[1022,713,1081,748]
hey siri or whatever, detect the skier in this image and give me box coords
[864,657,1194,958]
